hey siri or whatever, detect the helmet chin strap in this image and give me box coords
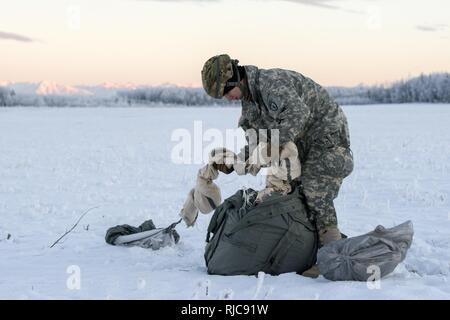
[225,59,248,99]
[225,60,240,87]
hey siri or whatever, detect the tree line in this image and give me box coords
[1,73,449,107]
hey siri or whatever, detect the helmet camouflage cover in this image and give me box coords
[201,54,237,99]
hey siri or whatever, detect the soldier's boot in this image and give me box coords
[301,264,320,278]
[301,227,342,278]
[318,226,342,245]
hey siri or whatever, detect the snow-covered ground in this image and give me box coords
[1,104,449,299]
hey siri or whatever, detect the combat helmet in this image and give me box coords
[201,54,240,99]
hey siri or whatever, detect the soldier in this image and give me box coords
[201,54,354,277]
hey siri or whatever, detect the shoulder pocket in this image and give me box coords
[319,146,354,178]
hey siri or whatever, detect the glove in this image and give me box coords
[234,142,271,176]
[212,162,234,174]
[247,142,272,167]
[179,189,199,227]
[209,147,236,175]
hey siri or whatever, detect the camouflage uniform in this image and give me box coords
[238,65,354,229]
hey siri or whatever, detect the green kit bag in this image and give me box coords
[205,188,318,276]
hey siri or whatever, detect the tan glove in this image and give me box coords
[209,147,235,175]
[256,142,301,202]
[179,164,222,227]
[247,141,272,167]
[179,188,198,227]
[212,162,234,174]
[234,142,271,176]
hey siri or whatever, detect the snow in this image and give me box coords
[35,81,93,96]
[0,104,449,299]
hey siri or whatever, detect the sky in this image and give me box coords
[1,0,449,87]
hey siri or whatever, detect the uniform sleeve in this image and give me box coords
[263,81,310,146]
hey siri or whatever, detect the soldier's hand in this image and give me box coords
[212,162,234,174]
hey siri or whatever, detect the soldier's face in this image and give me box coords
[224,86,242,101]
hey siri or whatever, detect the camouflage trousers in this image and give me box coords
[298,145,354,230]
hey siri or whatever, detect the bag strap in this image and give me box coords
[263,222,319,274]
[262,222,298,273]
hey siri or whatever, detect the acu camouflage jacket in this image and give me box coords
[239,65,351,160]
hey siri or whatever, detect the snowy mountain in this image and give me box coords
[2,72,450,107]
[1,82,37,95]
[79,82,140,98]
[35,80,93,96]
[99,81,138,90]
[0,81,141,97]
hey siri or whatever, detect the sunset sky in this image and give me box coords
[1,0,449,87]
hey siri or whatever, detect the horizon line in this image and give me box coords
[1,71,450,90]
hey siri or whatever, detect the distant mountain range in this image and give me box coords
[0,81,140,97]
[1,72,450,107]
